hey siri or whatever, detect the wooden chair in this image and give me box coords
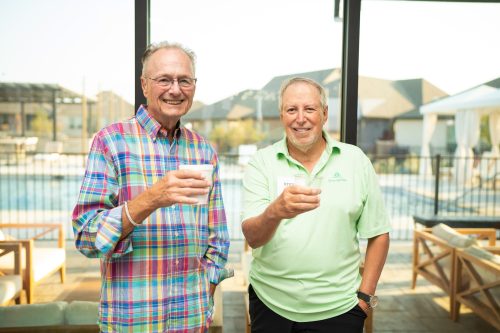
[412,227,496,316]
[0,242,24,305]
[0,223,66,304]
[452,246,500,330]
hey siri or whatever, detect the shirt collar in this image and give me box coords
[136,105,182,140]
[276,129,341,159]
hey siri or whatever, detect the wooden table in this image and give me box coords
[413,214,500,229]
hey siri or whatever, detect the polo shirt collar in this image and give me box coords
[276,129,341,159]
[136,105,182,140]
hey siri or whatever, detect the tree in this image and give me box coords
[209,119,265,153]
[30,109,52,137]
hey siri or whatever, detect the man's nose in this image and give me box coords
[296,110,306,123]
[168,80,182,94]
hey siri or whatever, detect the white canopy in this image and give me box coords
[419,83,500,180]
[420,85,499,115]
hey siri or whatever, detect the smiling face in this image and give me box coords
[280,81,328,155]
[140,47,196,131]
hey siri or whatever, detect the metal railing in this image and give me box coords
[0,152,498,240]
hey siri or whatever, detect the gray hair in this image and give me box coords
[141,41,197,77]
[278,77,327,111]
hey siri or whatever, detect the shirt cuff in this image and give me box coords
[95,205,133,258]
[207,264,234,285]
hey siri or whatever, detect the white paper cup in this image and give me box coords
[179,164,213,204]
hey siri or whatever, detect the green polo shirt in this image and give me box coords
[242,132,391,322]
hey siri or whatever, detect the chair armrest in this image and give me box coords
[0,224,65,248]
[482,246,500,255]
[0,243,22,275]
[414,229,455,248]
[415,228,497,247]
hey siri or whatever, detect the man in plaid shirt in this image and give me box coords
[72,41,231,332]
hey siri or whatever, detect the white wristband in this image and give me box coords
[124,201,139,227]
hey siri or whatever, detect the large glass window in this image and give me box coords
[359,1,500,237]
[359,1,500,155]
[0,0,135,153]
[151,0,344,147]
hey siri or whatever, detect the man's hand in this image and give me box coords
[242,185,320,248]
[271,185,321,220]
[149,169,211,208]
[358,299,371,315]
[210,283,217,296]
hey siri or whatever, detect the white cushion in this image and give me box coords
[65,301,98,325]
[33,248,65,282]
[0,301,67,327]
[0,275,23,305]
[464,245,500,265]
[431,223,476,248]
[0,247,65,282]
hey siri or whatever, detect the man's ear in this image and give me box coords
[140,77,148,98]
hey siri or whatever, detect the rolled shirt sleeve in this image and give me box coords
[72,133,133,259]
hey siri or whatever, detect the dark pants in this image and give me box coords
[248,284,367,333]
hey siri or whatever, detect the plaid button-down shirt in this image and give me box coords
[72,106,230,332]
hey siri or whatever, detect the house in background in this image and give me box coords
[0,82,133,154]
[357,77,448,154]
[188,68,448,153]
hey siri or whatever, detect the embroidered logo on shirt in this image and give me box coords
[329,172,347,182]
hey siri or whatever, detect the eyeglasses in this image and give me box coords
[146,76,197,89]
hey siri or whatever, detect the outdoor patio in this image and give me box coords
[26,239,498,333]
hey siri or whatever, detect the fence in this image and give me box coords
[0,152,498,241]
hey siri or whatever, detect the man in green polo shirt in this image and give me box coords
[242,77,391,333]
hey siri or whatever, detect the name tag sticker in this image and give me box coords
[277,176,306,194]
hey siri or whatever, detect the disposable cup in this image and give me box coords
[179,164,213,204]
[293,175,322,188]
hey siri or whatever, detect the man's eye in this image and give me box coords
[158,78,172,85]
[287,109,297,113]
[178,79,191,86]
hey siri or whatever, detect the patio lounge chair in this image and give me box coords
[0,223,66,304]
[452,245,500,330]
[412,224,496,317]
[0,242,24,306]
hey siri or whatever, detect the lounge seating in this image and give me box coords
[0,243,24,305]
[452,245,500,330]
[0,296,223,333]
[0,223,66,304]
[412,224,497,317]
[0,300,99,332]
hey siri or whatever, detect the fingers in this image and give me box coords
[275,187,321,219]
[287,185,321,196]
[150,170,212,207]
[177,169,212,182]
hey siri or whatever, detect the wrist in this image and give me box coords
[357,290,379,309]
[265,201,283,223]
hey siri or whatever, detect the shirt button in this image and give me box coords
[175,232,179,237]
[176,260,179,265]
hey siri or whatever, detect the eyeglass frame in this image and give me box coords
[145,76,197,89]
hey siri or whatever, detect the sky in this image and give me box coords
[1,0,500,105]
